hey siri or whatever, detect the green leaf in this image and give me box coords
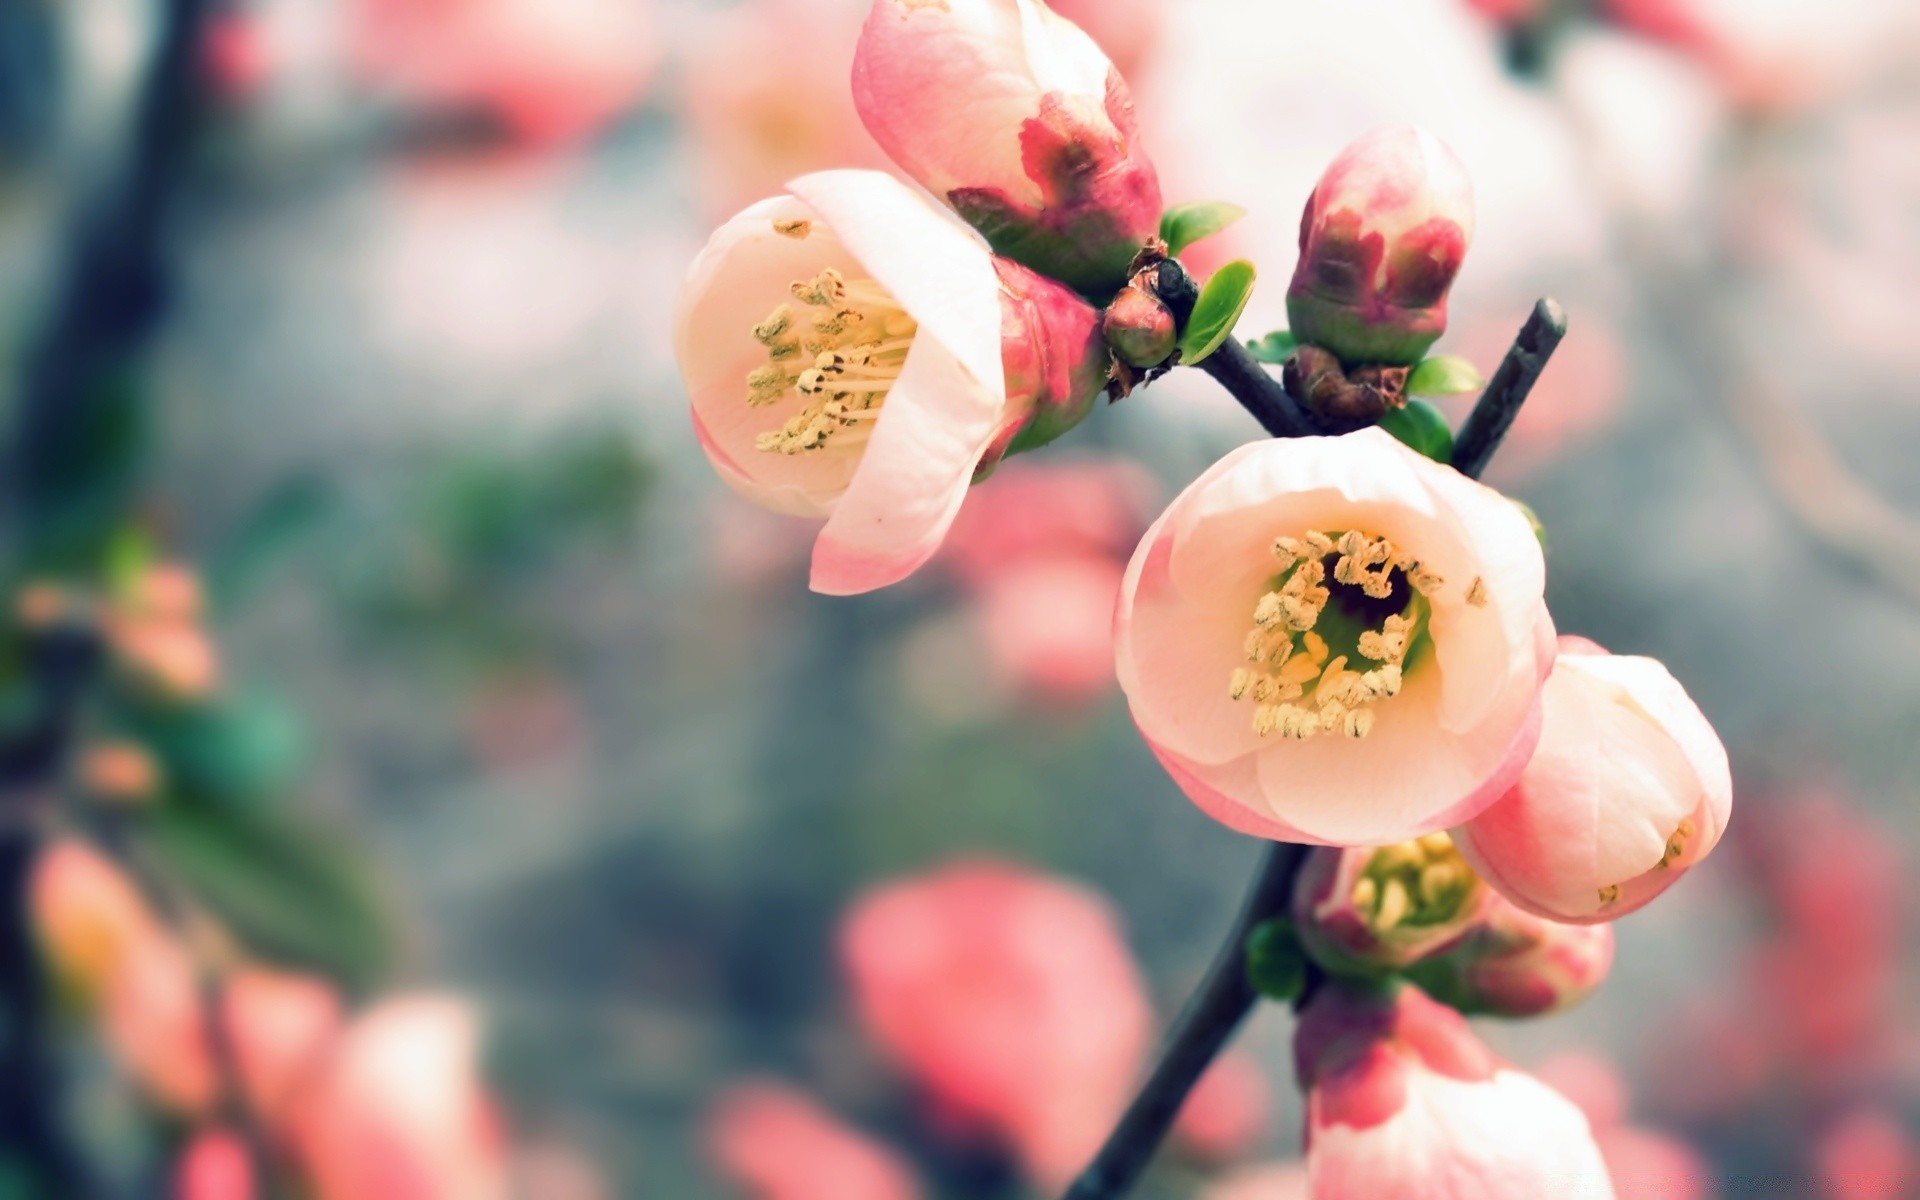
[1244,917,1307,1003]
[1406,354,1485,397]
[1244,330,1298,364]
[1159,201,1247,256]
[1378,400,1455,463]
[144,800,392,990]
[1178,260,1256,367]
[126,691,307,809]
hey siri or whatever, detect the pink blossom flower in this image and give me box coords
[1453,637,1732,923]
[174,1128,256,1200]
[680,0,890,220]
[1293,982,1616,1199]
[1292,835,1489,975]
[839,859,1152,1189]
[1288,127,1476,366]
[852,0,1162,294]
[704,1081,924,1200]
[1410,891,1616,1017]
[972,554,1127,703]
[677,170,1108,595]
[104,940,342,1121]
[348,0,659,146]
[1172,1051,1274,1163]
[1115,429,1554,846]
[28,839,158,997]
[1534,1053,1717,1200]
[290,996,508,1200]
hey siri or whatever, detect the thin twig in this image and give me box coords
[1451,299,1568,479]
[1061,299,1567,1200]
[1149,260,1325,439]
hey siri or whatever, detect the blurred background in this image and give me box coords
[3,0,1919,1196]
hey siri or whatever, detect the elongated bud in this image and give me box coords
[1287,127,1474,366]
[1409,894,1616,1017]
[853,0,1162,295]
[983,258,1111,475]
[1292,834,1487,976]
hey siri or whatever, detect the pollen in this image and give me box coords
[743,264,917,456]
[771,218,812,238]
[1232,528,1452,740]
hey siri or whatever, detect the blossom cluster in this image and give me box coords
[674,2,1734,1196]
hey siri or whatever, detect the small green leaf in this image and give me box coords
[1159,201,1247,256]
[1512,499,1548,551]
[1244,330,1298,364]
[1245,917,1307,1003]
[1178,260,1256,367]
[1406,354,1485,397]
[1379,400,1455,463]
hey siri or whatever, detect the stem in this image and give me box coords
[1450,299,1568,480]
[1061,300,1567,1200]
[1149,260,1324,439]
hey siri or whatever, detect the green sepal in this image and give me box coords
[1378,400,1455,463]
[1244,331,1299,364]
[1245,917,1308,1003]
[1407,354,1485,397]
[1159,201,1247,256]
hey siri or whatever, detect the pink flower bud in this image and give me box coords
[677,170,1107,595]
[174,1129,256,1200]
[1114,429,1555,847]
[1292,835,1488,975]
[705,1081,924,1200]
[1286,127,1475,366]
[1410,892,1616,1017]
[838,859,1152,1190]
[853,0,1162,294]
[1453,638,1731,923]
[1294,983,1617,1199]
[1103,280,1178,368]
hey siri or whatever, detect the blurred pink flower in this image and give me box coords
[29,839,158,998]
[174,1128,256,1200]
[1536,1053,1718,1200]
[1441,314,1624,481]
[1200,1161,1311,1200]
[939,460,1155,588]
[1814,1108,1918,1200]
[1455,637,1731,923]
[105,940,342,1122]
[704,1081,923,1200]
[1288,127,1476,366]
[1172,1050,1274,1164]
[348,0,659,145]
[680,0,889,220]
[839,859,1153,1189]
[1115,429,1554,846]
[290,996,508,1200]
[677,170,1105,595]
[1293,983,1616,1199]
[853,0,1161,293]
[971,555,1127,704]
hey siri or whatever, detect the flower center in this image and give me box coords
[1353,832,1480,934]
[1228,529,1458,740]
[743,250,918,457]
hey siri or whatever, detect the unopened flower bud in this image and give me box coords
[1293,834,1487,976]
[1287,127,1475,366]
[985,258,1112,476]
[854,0,1163,295]
[1409,893,1616,1017]
[1103,280,1177,369]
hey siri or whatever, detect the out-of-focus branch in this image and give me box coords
[1060,302,1566,1200]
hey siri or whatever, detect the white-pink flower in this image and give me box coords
[289,996,508,1200]
[1115,429,1554,846]
[1294,983,1616,1200]
[1452,637,1732,923]
[677,169,1108,596]
[852,0,1161,294]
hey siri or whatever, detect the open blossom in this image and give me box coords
[29,839,159,996]
[853,0,1161,294]
[1116,429,1554,847]
[1287,127,1475,366]
[1292,834,1488,975]
[839,859,1152,1189]
[1453,638,1731,923]
[290,997,508,1200]
[1410,891,1616,1017]
[105,939,342,1121]
[677,169,1108,596]
[704,1081,924,1200]
[1295,983,1616,1199]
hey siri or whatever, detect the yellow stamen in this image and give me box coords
[744,266,916,456]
